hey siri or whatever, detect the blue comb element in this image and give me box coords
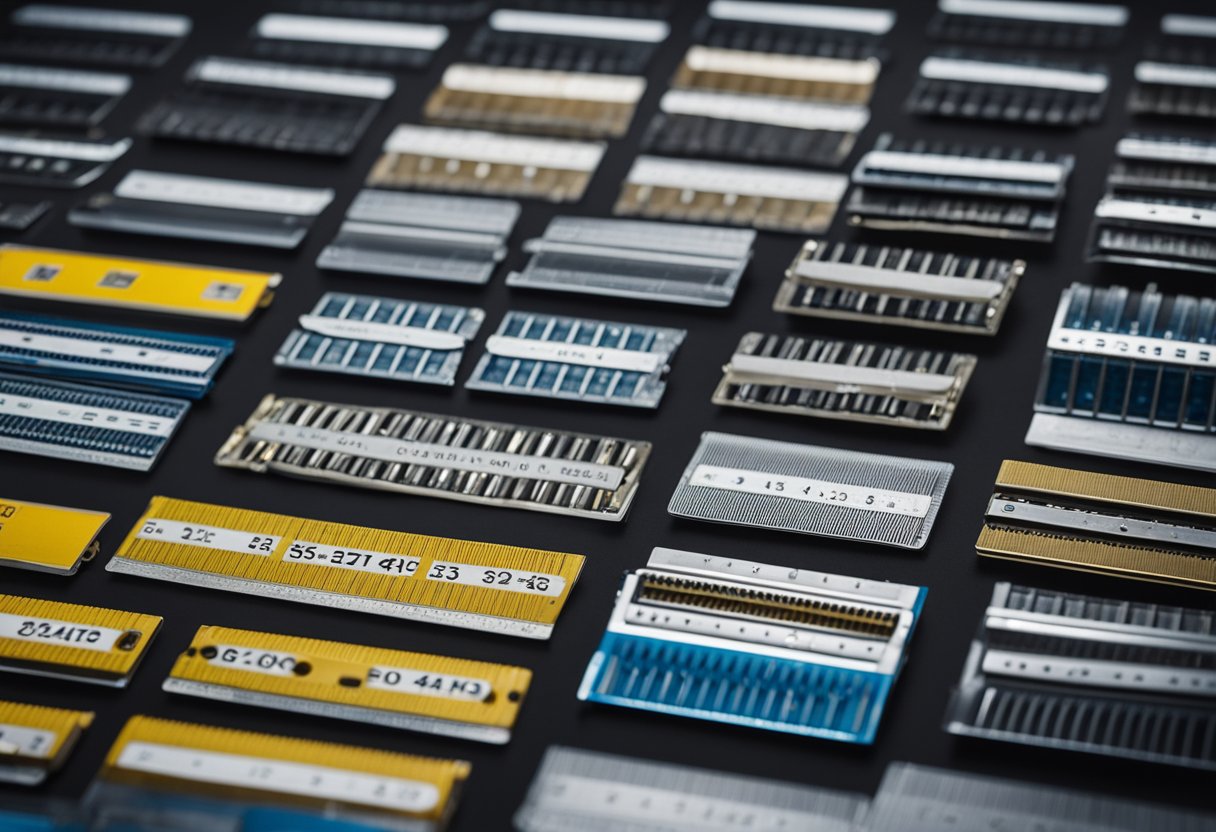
[1028,282,1216,473]
[579,547,926,745]
[0,372,188,471]
[0,311,233,399]
[466,311,685,408]
[275,292,483,386]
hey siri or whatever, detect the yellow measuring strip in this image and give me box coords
[166,625,532,744]
[0,245,279,321]
[102,715,470,824]
[111,496,585,639]
[0,698,93,785]
[0,498,110,575]
[0,593,162,687]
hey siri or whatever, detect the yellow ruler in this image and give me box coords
[111,496,585,639]
[0,698,93,786]
[166,624,532,744]
[0,245,279,321]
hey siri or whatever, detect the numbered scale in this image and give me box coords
[111,496,585,639]
[165,625,532,744]
[669,432,952,549]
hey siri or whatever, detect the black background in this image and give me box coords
[2,0,1215,826]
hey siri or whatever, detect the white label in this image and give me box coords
[135,518,281,556]
[424,560,565,597]
[1116,137,1216,166]
[728,354,958,394]
[1162,14,1216,38]
[660,89,869,131]
[939,0,1127,26]
[684,46,878,85]
[1134,62,1216,90]
[628,155,848,202]
[920,57,1108,93]
[366,666,492,701]
[297,316,466,351]
[0,329,218,373]
[1049,326,1214,368]
[489,9,669,42]
[708,1,896,34]
[14,5,192,36]
[256,14,446,49]
[1096,197,1215,229]
[442,65,645,103]
[192,57,395,100]
[383,125,604,171]
[0,611,126,652]
[249,423,627,491]
[0,63,130,95]
[0,393,177,437]
[206,645,298,677]
[485,336,663,373]
[283,540,420,578]
[795,260,1004,302]
[115,171,333,216]
[115,742,440,813]
[0,134,130,161]
[689,464,932,517]
[862,150,1066,184]
[0,724,57,758]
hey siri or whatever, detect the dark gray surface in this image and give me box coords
[2,0,1214,826]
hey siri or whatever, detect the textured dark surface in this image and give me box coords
[1,0,1214,825]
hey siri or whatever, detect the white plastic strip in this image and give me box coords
[249,422,627,490]
[728,354,958,394]
[13,5,192,37]
[660,89,869,131]
[0,329,218,373]
[0,394,176,437]
[1134,62,1216,89]
[383,125,604,171]
[297,316,467,351]
[0,64,130,95]
[1096,197,1216,230]
[0,724,56,758]
[135,518,281,556]
[627,155,849,202]
[191,57,395,100]
[489,9,669,42]
[708,1,896,34]
[115,742,440,813]
[689,464,933,517]
[920,56,1108,93]
[938,0,1127,26]
[0,611,127,653]
[684,46,879,85]
[1161,14,1216,38]
[255,14,447,50]
[485,336,663,373]
[862,150,1066,184]
[1116,137,1216,165]
[0,135,130,161]
[366,666,492,701]
[114,171,333,216]
[441,65,645,103]
[794,260,1004,302]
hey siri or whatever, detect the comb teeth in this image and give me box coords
[0,63,131,130]
[466,311,684,408]
[2,6,189,69]
[976,460,1216,591]
[579,547,925,744]
[250,13,447,70]
[214,395,651,521]
[908,51,1109,126]
[775,240,1023,335]
[713,332,976,430]
[699,3,893,61]
[275,292,483,387]
[668,432,952,549]
[1129,40,1216,120]
[946,582,1216,771]
[0,372,189,471]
